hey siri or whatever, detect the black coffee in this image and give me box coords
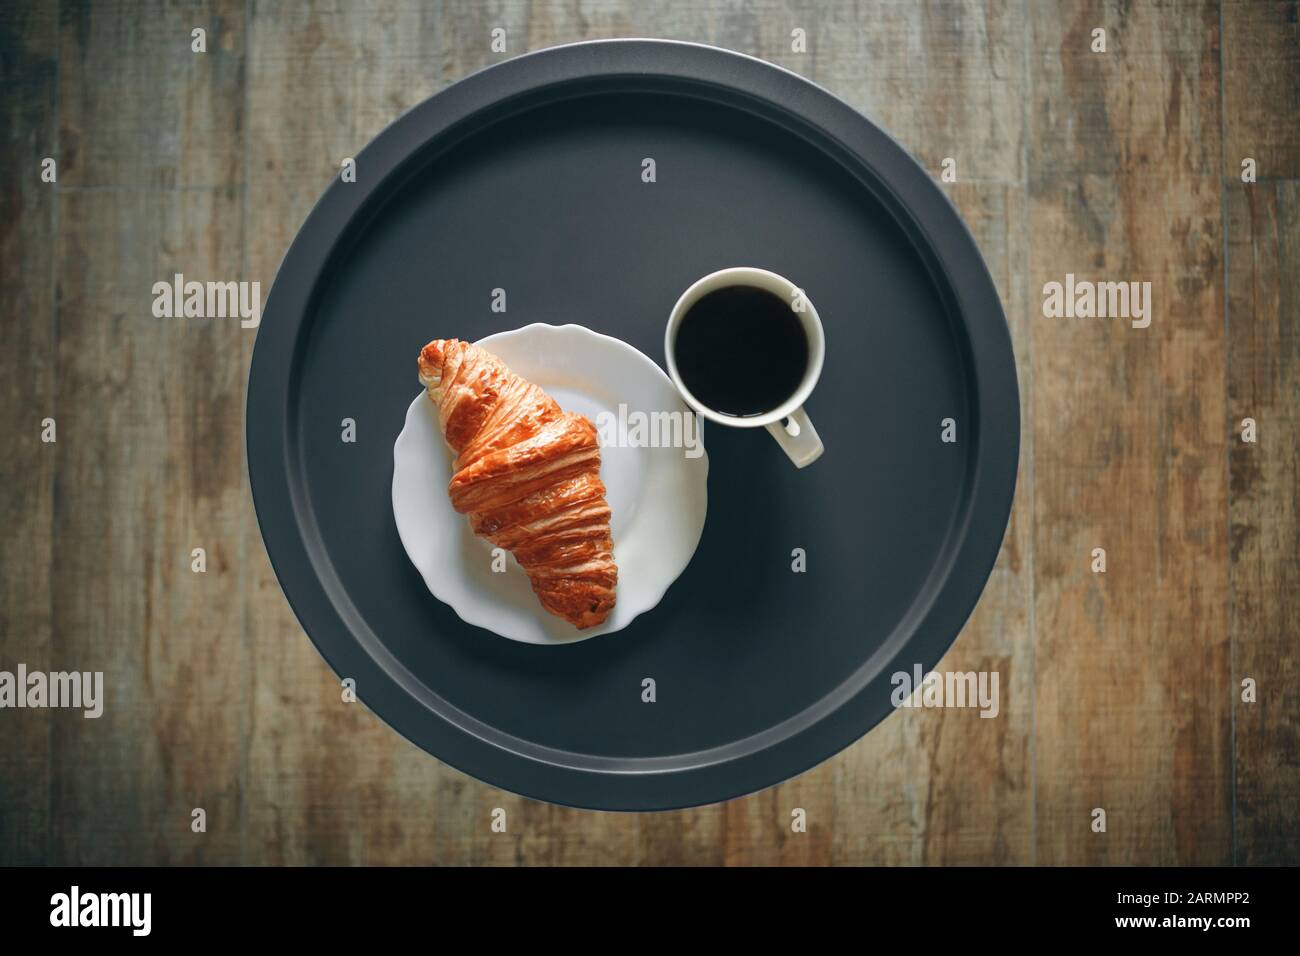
[674,285,809,417]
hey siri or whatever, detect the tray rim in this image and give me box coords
[246,38,1021,811]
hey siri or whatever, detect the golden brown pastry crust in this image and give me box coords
[419,339,617,629]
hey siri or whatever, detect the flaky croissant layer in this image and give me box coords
[419,339,617,629]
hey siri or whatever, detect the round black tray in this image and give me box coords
[246,39,1019,811]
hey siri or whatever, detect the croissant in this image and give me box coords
[418,339,618,629]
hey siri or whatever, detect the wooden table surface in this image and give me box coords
[1,0,1295,865]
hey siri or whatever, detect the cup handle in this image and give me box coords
[764,407,823,468]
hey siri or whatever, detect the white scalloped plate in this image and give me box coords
[392,323,709,644]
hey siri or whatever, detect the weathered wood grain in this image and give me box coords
[1222,0,1300,868]
[47,0,248,864]
[1222,0,1300,181]
[1226,183,1299,865]
[1029,0,1232,865]
[58,2,244,189]
[0,0,58,866]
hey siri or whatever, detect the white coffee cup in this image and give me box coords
[665,267,825,468]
